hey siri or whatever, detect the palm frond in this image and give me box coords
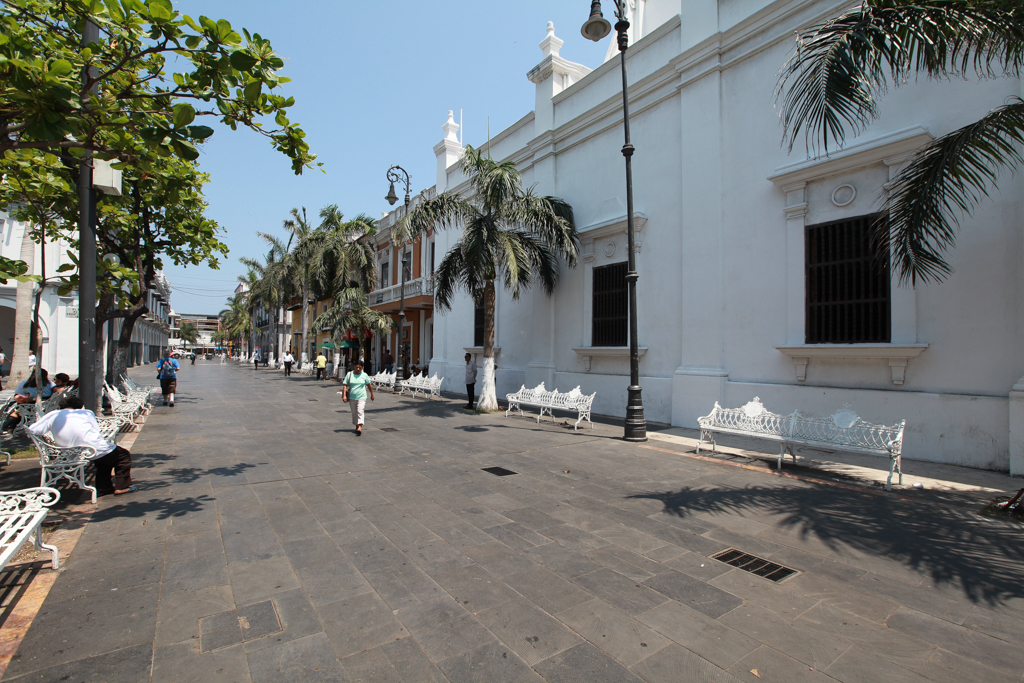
[408,193,475,235]
[777,0,1024,154]
[878,98,1024,285]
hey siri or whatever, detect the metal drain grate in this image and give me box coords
[709,548,798,583]
[482,466,518,477]
[379,427,399,432]
[307,398,318,401]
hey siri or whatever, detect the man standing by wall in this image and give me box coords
[316,350,327,381]
[383,348,393,374]
[464,352,477,410]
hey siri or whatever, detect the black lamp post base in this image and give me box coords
[623,385,647,442]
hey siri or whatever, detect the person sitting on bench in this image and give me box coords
[26,396,137,496]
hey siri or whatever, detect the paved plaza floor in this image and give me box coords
[2,362,1022,682]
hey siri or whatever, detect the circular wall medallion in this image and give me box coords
[831,184,856,207]
[604,241,616,257]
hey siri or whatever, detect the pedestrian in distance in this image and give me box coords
[27,351,37,370]
[383,348,393,374]
[464,353,477,410]
[253,348,261,370]
[157,351,180,407]
[340,361,374,435]
[0,346,5,390]
[191,352,196,365]
[316,351,327,381]
[27,396,137,496]
[282,350,294,377]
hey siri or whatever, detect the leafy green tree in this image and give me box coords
[776,0,1024,285]
[408,145,579,410]
[0,0,316,172]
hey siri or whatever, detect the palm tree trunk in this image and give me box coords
[478,280,499,411]
[300,278,310,364]
[11,229,34,385]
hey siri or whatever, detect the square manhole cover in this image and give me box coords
[199,599,282,652]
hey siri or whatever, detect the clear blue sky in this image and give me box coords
[165,0,610,314]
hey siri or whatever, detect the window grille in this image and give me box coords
[805,215,890,344]
[593,262,628,347]
[380,263,389,287]
[474,297,485,347]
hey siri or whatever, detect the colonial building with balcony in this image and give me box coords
[368,197,437,374]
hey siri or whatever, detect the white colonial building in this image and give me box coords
[0,212,172,379]
[389,0,1024,475]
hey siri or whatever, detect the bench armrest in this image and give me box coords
[0,487,60,513]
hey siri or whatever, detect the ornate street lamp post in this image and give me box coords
[385,165,411,382]
[582,0,646,441]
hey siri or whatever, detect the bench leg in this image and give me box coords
[778,443,786,469]
[887,452,902,492]
[1,450,8,466]
[33,528,59,570]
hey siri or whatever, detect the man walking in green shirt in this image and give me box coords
[340,361,374,435]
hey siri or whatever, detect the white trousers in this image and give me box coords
[349,398,366,426]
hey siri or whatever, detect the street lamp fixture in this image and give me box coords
[385,165,411,382]
[582,0,647,442]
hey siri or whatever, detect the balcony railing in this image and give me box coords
[371,276,434,306]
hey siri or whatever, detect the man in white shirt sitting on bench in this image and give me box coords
[27,396,137,496]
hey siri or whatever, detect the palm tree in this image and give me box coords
[313,288,393,371]
[236,267,262,357]
[282,207,316,363]
[240,245,289,364]
[179,321,200,349]
[776,0,1024,285]
[219,293,251,354]
[408,145,579,411]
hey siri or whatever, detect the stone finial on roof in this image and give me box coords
[443,110,460,143]
[539,21,563,58]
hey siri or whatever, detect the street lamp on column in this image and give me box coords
[582,0,647,442]
[385,165,411,382]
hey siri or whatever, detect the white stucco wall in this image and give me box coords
[416,0,1023,472]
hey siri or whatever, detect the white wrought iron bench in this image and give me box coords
[369,370,397,391]
[397,373,443,400]
[697,397,906,491]
[505,382,597,431]
[28,433,99,504]
[0,487,61,571]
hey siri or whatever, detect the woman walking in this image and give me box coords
[340,362,374,435]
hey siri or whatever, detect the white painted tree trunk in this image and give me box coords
[11,229,34,385]
[478,356,498,411]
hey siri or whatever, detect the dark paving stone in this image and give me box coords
[5,582,160,678]
[396,595,496,662]
[637,601,760,671]
[534,642,645,683]
[475,599,581,666]
[824,645,931,682]
[4,642,153,683]
[246,633,349,683]
[437,639,545,683]
[152,641,250,683]
[727,645,837,683]
[572,568,669,616]
[317,591,410,659]
[629,643,742,683]
[341,637,449,683]
[643,570,743,619]
[885,606,1024,676]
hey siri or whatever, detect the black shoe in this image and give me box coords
[169,401,174,407]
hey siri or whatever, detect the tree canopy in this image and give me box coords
[0,0,316,173]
